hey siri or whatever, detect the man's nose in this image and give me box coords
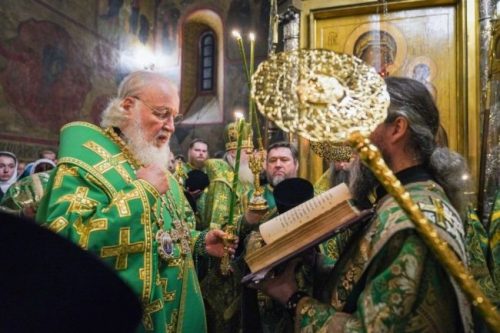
[163,119,174,132]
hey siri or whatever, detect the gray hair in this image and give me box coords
[100,71,176,128]
[267,141,299,163]
[385,77,470,217]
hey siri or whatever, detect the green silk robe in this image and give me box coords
[463,204,499,305]
[195,158,252,332]
[0,170,52,217]
[295,179,472,332]
[489,191,500,292]
[36,122,207,333]
[250,184,295,333]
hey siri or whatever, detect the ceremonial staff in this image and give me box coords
[251,49,500,332]
[232,30,268,212]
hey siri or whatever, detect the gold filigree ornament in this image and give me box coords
[251,49,389,143]
[310,141,353,162]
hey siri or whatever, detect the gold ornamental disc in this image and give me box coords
[251,49,389,142]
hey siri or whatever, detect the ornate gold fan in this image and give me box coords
[251,49,389,143]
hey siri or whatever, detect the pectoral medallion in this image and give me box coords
[156,229,174,260]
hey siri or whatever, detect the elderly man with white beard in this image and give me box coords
[36,71,233,333]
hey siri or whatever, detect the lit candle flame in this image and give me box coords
[232,30,242,39]
[249,32,255,41]
[234,111,244,120]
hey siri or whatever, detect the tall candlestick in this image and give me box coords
[232,30,251,86]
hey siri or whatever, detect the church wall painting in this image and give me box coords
[0,0,159,160]
[0,0,268,160]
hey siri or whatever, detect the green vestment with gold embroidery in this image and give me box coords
[195,158,252,332]
[489,191,500,294]
[250,184,295,333]
[295,177,473,332]
[463,204,499,305]
[36,122,207,333]
[0,170,53,216]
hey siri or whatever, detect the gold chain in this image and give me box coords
[103,127,142,170]
[152,177,192,258]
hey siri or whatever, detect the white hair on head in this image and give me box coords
[100,70,177,129]
[100,98,127,128]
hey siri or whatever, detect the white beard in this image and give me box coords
[226,154,254,185]
[122,108,170,170]
[270,174,285,187]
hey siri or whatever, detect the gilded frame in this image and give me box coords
[297,0,480,185]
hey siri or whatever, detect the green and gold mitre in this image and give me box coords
[224,121,253,151]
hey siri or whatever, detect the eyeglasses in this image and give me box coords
[132,96,183,124]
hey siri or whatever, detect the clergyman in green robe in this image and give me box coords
[36,71,233,333]
[257,78,474,332]
[194,121,254,332]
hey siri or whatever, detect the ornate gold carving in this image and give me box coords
[220,225,238,276]
[310,141,352,162]
[56,186,98,214]
[251,49,389,143]
[248,150,269,211]
[74,216,108,249]
[101,227,145,270]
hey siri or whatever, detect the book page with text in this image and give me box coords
[259,183,352,244]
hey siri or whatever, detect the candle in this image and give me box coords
[232,30,251,86]
[227,112,245,228]
[248,32,263,150]
[249,32,255,77]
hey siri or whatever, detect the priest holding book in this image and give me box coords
[255,77,473,332]
[240,141,302,333]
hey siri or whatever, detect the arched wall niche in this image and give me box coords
[180,9,224,125]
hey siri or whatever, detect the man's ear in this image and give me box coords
[120,97,135,114]
[389,116,409,143]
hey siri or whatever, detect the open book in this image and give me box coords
[243,183,372,282]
